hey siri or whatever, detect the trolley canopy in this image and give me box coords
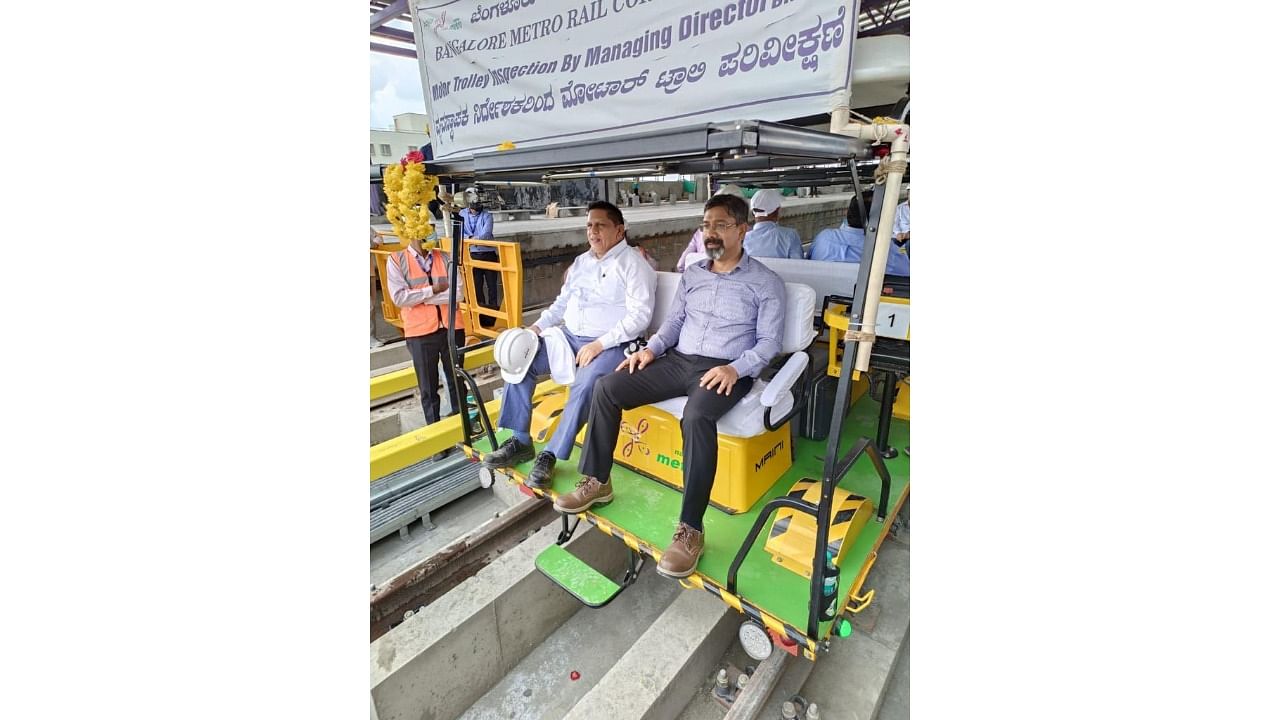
[425,119,871,184]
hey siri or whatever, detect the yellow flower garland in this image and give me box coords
[383,159,439,243]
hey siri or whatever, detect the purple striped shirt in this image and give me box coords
[645,255,786,379]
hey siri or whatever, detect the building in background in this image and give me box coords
[371,113,429,165]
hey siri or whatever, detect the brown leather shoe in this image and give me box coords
[657,523,704,578]
[553,476,613,513]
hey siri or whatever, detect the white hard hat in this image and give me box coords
[494,328,539,384]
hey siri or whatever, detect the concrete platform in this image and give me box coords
[797,537,910,720]
[370,520,631,720]
[458,563,683,720]
[374,193,854,306]
[374,192,852,252]
[876,630,909,720]
[562,588,738,720]
[371,340,411,372]
[676,535,910,720]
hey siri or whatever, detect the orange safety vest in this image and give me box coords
[390,248,466,338]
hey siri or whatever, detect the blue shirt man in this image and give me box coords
[809,220,910,276]
[809,221,864,263]
[461,204,494,250]
[742,188,803,259]
[461,196,500,325]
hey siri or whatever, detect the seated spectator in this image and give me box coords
[809,215,910,275]
[743,189,803,259]
[676,185,745,271]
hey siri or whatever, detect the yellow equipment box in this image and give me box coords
[610,406,792,514]
[892,376,910,421]
[764,478,874,578]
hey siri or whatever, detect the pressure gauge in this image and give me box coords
[738,621,773,661]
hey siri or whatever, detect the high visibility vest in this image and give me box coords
[390,248,466,337]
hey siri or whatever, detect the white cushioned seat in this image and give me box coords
[753,256,860,314]
[642,271,815,437]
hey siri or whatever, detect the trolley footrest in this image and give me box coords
[535,545,623,608]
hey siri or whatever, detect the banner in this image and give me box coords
[412,0,861,161]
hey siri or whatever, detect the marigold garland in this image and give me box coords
[383,151,438,242]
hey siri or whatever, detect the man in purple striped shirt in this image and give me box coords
[553,193,787,579]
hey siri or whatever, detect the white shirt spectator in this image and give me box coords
[893,201,910,238]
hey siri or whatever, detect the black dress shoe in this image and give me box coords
[525,451,557,489]
[481,436,534,469]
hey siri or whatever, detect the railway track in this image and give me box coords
[370,493,557,641]
[369,481,910,720]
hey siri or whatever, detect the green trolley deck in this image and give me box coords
[466,391,909,659]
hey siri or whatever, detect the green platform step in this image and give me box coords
[535,544,622,608]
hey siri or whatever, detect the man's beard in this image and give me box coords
[705,242,725,260]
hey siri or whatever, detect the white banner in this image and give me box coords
[412,0,861,161]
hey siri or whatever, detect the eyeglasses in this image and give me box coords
[698,221,741,233]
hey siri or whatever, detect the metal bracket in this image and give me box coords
[619,549,645,589]
[556,513,581,545]
[847,588,876,614]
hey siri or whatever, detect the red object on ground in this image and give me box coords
[569,671,581,681]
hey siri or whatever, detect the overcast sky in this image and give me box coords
[370,52,427,129]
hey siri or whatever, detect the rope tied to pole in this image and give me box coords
[874,159,909,185]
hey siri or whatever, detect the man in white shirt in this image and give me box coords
[743,188,803,259]
[482,201,658,488]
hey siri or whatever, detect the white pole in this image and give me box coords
[828,122,910,373]
[854,133,908,372]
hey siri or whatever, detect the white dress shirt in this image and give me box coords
[533,239,657,349]
[893,202,910,237]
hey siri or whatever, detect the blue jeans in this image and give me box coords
[496,331,626,459]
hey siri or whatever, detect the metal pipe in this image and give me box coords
[873,370,899,459]
[543,166,665,180]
